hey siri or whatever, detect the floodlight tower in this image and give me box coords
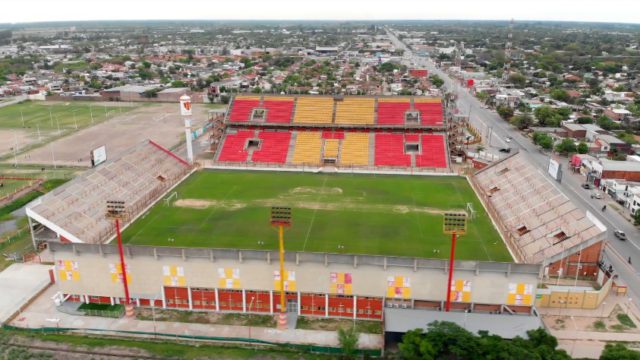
[271,206,292,329]
[106,200,134,317]
[180,94,194,164]
[443,212,468,312]
[503,19,514,81]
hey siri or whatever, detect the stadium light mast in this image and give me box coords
[443,212,467,312]
[106,199,134,317]
[180,94,194,164]
[271,206,292,329]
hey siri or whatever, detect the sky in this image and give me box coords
[1,0,638,24]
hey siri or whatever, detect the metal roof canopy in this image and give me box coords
[384,308,543,339]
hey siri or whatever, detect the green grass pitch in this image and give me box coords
[0,101,136,131]
[122,170,511,262]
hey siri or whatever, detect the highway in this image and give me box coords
[386,28,640,305]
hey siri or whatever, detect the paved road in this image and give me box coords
[386,28,640,305]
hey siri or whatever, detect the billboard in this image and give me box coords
[90,145,107,167]
[179,95,192,116]
[548,158,561,181]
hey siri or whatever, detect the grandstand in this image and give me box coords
[215,95,449,172]
[472,153,606,275]
[25,140,192,246]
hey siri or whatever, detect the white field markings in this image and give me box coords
[301,176,328,252]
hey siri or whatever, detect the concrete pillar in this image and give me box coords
[353,295,357,320]
[269,290,274,314]
[325,294,329,318]
[297,291,301,316]
[215,288,220,312]
[110,297,114,306]
[188,286,193,310]
[161,286,166,309]
[242,289,247,313]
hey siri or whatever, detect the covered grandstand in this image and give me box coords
[213,95,449,172]
[472,153,607,276]
[25,140,192,245]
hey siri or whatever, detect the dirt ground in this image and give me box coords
[544,304,640,333]
[0,129,33,157]
[16,103,211,167]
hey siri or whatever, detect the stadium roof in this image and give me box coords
[26,140,191,244]
[384,308,543,339]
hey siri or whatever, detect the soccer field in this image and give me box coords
[122,170,511,262]
[0,101,137,130]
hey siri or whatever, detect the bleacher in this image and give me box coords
[26,140,191,244]
[474,154,606,263]
[262,97,294,124]
[335,98,375,125]
[413,98,444,126]
[217,130,255,162]
[216,95,449,172]
[252,131,291,164]
[292,131,323,164]
[293,97,334,124]
[340,133,370,166]
[416,134,447,168]
[374,133,412,167]
[377,99,411,125]
[229,97,261,122]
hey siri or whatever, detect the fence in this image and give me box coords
[2,325,382,357]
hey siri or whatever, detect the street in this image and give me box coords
[386,28,640,306]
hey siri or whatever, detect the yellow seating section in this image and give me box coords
[235,95,262,100]
[413,97,442,103]
[335,98,375,125]
[323,139,340,158]
[340,133,370,166]
[292,132,323,164]
[262,96,294,101]
[293,97,334,124]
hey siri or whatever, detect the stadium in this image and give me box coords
[23,94,607,339]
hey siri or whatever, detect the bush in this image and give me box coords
[593,320,606,330]
[617,313,637,328]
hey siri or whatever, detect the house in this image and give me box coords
[562,123,586,139]
[594,159,640,182]
[594,134,631,154]
[582,124,608,142]
[604,107,632,122]
[157,87,191,102]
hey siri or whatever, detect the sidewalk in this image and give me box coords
[11,286,383,350]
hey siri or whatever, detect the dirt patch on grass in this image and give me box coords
[290,186,343,195]
[136,308,276,327]
[174,197,461,215]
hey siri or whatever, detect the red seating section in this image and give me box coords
[263,100,294,123]
[322,131,345,139]
[413,103,444,126]
[218,130,254,162]
[229,99,260,122]
[252,131,291,164]
[416,134,447,168]
[377,102,410,125]
[374,133,411,167]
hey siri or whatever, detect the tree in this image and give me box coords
[171,80,186,88]
[600,343,640,360]
[550,88,570,103]
[429,74,444,88]
[634,210,640,226]
[578,142,589,154]
[596,115,619,131]
[555,138,577,155]
[534,106,563,127]
[577,116,593,124]
[496,105,514,121]
[511,113,534,130]
[508,73,527,88]
[533,132,554,150]
[337,327,359,359]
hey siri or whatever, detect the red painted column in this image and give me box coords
[445,232,457,312]
[115,219,131,304]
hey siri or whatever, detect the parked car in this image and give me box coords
[499,147,511,153]
[614,230,627,241]
[581,183,593,190]
[591,192,603,199]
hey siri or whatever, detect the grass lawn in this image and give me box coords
[0,100,136,131]
[0,178,35,199]
[296,316,382,334]
[123,170,510,261]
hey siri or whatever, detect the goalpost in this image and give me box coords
[466,202,477,219]
[164,191,178,206]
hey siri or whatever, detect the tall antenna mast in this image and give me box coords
[503,18,514,81]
